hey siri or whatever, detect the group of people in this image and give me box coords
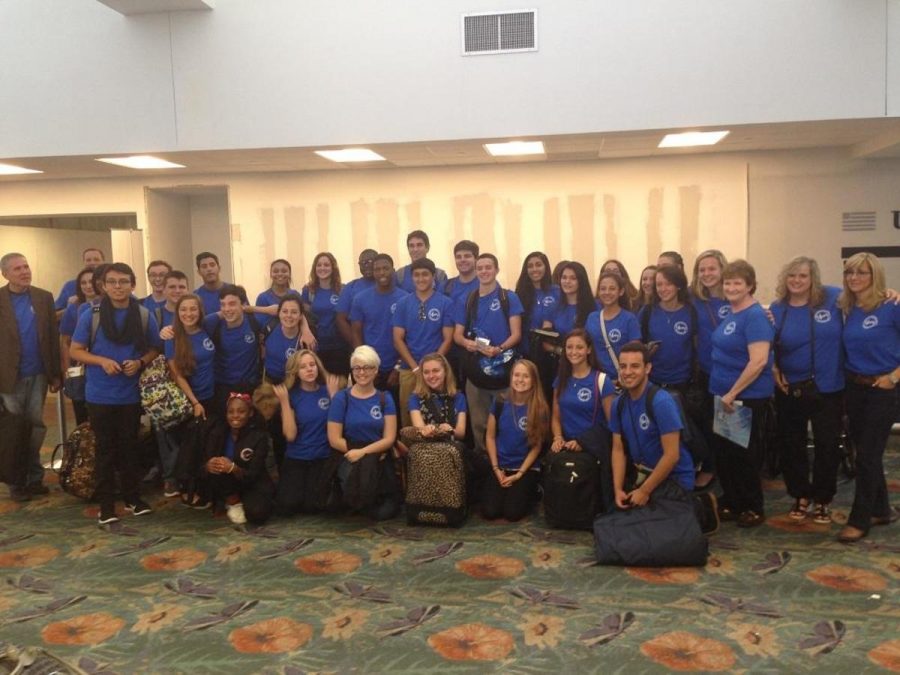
[1,229,897,546]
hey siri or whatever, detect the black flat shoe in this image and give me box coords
[737,510,765,528]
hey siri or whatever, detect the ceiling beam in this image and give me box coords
[95,0,214,16]
[850,127,900,159]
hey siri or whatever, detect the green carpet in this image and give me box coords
[1,448,898,674]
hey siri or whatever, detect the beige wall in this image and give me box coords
[1,149,898,305]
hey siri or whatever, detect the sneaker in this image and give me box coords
[8,486,31,503]
[226,502,247,525]
[125,499,153,516]
[163,481,180,498]
[737,510,765,528]
[27,482,50,496]
[812,503,832,525]
[694,492,720,535]
[788,498,809,521]
[98,504,119,524]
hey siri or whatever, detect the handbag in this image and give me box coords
[140,355,193,430]
[775,304,820,403]
[63,364,86,401]
[0,400,31,486]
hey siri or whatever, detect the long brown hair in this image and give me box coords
[307,252,343,294]
[505,359,549,449]
[283,349,328,390]
[556,328,601,392]
[413,353,458,398]
[775,256,825,307]
[173,294,205,376]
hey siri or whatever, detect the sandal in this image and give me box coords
[837,525,866,543]
[737,510,765,528]
[811,503,832,525]
[788,498,809,521]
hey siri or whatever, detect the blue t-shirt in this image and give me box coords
[142,295,166,312]
[554,369,615,437]
[336,277,376,316]
[54,279,77,311]
[770,286,844,393]
[194,284,233,316]
[454,286,524,346]
[285,385,332,461]
[164,329,216,401]
[264,324,302,382]
[349,286,409,373]
[328,389,396,444]
[203,314,260,387]
[392,291,455,368]
[692,296,731,374]
[444,276,479,306]
[640,304,695,386]
[843,301,900,376]
[301,286,344,351]
[585,309,641,377]
[547,298,600,336]
[491,400,531,468]
[525,285,562,330]
[395,265,448,293]
[710,303,774,399]
[60,301,83,338]
[11,291,42,378]
[255,288,301,308]
[223,434,235,460]
[610,387,695,490]
[408,391,468,422]
[72,306,162,405]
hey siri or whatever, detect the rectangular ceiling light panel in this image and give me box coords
[314,149,386,163]
[484,141,545,156]
[96,155,186,169]
[0,163,43,175]
[658,131,730,148]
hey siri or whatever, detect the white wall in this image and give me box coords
[0,0,892,157]
[145,190,193,277]
[189,192,232,288]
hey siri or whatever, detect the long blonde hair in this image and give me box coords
[283,349,328,390]
[412,353,458,398]
[838,252,887,313]
[690,249,728,300]
[775,256,825,307]
[502,359,549,449]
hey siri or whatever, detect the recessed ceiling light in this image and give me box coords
[315,148,386,163]
[96,155,186,169]
[483,141,545,157]
[0,163,43,175]
[658,131,730,148]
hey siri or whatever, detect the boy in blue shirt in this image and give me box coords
[395,230,448,293]
[392,258,454,426]
[142,260,172,311]
[194,252,233,316]
[55,247,105,317]
[335,249,377,346]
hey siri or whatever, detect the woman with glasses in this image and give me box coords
[327,345,400,520]
[836,253,899,543]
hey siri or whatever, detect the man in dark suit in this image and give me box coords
[0,253,61,501]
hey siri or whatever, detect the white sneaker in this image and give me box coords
[226,503,247,525]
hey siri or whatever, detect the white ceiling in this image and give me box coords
[2,117,900,183]
[95,0,214,16]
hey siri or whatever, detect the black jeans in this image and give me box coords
[87,402,143,508]
[274,457,329,516]
[713,397,770,515]
[776,388,843,504]
[845,382,898,532]
[482,469,539,521]
[207,473,275,524]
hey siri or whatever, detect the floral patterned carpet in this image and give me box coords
[1,443,898,674]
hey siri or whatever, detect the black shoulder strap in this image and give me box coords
[644,384,660,428]
[492,395,505,420]
[639,306,651,342]
[464,288,479,333]
[209,315,223,350]
[154,307,163,330]
[89,304,101,348]
[499,287,510,318]
[445,277,455,295]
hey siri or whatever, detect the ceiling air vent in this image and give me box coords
[462,10,537,56]
[842,211,876,231]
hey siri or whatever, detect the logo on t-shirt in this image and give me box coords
[330,294,339,305]
[542,296,554,307]
[370,405,383,420]
[239,447,254,461]
[718,305,731,319]
[723,321,736,336]
[862,315,879,330]
[390,303,398,314]
[813,310,831,323]
[244,333,256,344]
[318,397,330,410]
[639,413,650,430]
[608,328,622,343]
[490,299,501,312]
[577,387,592,402]
[286,348,297,358]
[202,338,215,351]
[674,321,689,336]
[517,415,528,431]
[428,308,441,322]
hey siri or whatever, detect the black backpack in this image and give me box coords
[462,288,513,390]
[615,385,706,463]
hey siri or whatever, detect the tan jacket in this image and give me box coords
[0,284,60,394]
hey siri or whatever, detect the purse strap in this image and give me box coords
[599,311,620,377]
[774,303,816,381]
[591,370,607,425]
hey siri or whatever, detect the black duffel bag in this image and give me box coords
[0,401,31,486]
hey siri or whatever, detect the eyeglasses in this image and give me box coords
[350,365,377,373]
[104,279,133,287]
[843,269,871,277]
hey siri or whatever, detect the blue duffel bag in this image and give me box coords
[593,479,708,567]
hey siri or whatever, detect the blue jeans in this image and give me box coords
[154,425,180,482]
[0,374,48,486]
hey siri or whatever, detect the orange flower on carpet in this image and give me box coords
[229,617,312,654]
[140,548,207,572]
[456,554,525,579]
[131,603,187,634]
[626,567,701,584]
[0,545,59,568]
[641,631,736,671]
[321,608,369,640]
[428,623,514,661]
[369,544,405,566]
[766,514,828,533]
[294,550,361,575]
[530,547,563,569]
[887,478,899,494]
[215,542,254,563]
[805,564,888,593]
[869,639,900,672]
[0,500,22,516]
[519,613,564,649]
[726,622,780,657]
[42,612,125,646]
[705,555,735,576]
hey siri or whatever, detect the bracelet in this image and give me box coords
[228,462,235,474]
